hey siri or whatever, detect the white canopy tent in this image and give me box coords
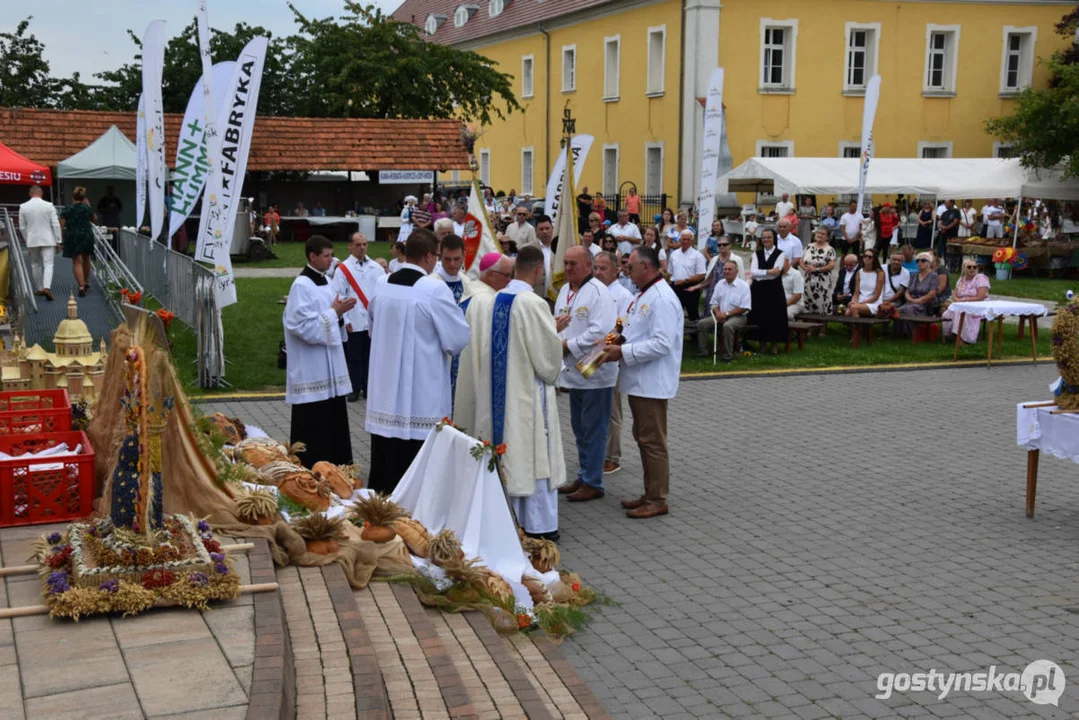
[1020,167,1079,200]
[57,125,136,180]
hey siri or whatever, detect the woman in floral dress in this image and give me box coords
[801,227,836,315]
[59,186,96,296]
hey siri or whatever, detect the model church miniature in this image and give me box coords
[0,294,106,402]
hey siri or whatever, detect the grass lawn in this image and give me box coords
[233,239,394,269]
[985,275,1076,303]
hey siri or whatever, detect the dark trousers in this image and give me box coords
[291,396,353,467]
[368,434,424,495]
[345,330,370,396]
[674,287,702,321]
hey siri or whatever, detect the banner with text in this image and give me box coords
[696,68,724,250]
[194,36,268,308]
[142,19,167,242]
[856,75,882,217]
[169,61,236,238]
[544,134,593,227]
[135,93,147,231]
[380,170,435,185]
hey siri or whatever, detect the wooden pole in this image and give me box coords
[1026,449,1040,518]
[0,582,279,619]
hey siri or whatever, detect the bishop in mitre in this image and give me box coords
[455,245,565,540]
[283,235,356,467]
[366,229,471,494]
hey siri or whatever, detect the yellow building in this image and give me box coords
[396,0,1072,208]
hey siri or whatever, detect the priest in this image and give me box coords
[366,229,471,493]
[432,234,473,303]
[283,235,356,467]
[455,246,565,540]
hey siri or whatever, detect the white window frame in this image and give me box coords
[424,14,446,34]
[1000,26,1037,95]
[521,147,535,196]
[644,142,664,197]
[561,44,577,93]
[603,35,621,102]
[759,18,798,94]
[917,141,953,159]
[646,25,667,97]
[521,54,534,99]
[923,24,961,96]
[993,141,1016,159]
[479,148,491,186]
[602,144,620,197]
[838,141,862,158]
[450,170,461,182]
[843,22,880,95]
[755,140,794,203]
[453,6,473,28]
[488,0,504,18]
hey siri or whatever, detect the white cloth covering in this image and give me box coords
[618,279,683,400]
[1016,403,1079,464]
[554,277,617,389]
[283,270,351,405]
[332,255,384,333]
[948,300,1048,321]
[366,263,471,440]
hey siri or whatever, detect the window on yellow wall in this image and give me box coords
[759,19,798,92]
[1000,27,1037,95]
[522,55,534,98]
[645,143,663,197]
[604,36,620,101]
[923,25,960,95]
[843,23,879,94]
[521,148,534,195]
[480,149,491,186]
[603,146,619,196]
[647,26,666,96]
[562,46,577,92]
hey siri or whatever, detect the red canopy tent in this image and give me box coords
[0,141,51,185]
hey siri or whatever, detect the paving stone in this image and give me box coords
[25,682,142,720]
[16,621,128,699]
[125,637,247,715]
[202,605,255,668]
[111,606,213,649]
[148,706,248,720]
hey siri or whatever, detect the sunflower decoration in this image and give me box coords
[349,493,407,543]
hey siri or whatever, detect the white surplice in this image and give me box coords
[332,255,384,332]
[366,263,471,440]
[432,264,473,304]
[455,279,565,530]
[283,267,351,405]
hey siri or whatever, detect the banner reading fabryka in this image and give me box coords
[141,19,167,242]
[696,68,724,250]
[135,93,147,231]
[544,134,593,227]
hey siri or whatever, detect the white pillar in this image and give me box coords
[680,0,722,207]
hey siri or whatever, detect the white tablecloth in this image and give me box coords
[1016,403,1079,463]
[949,300,1048,321]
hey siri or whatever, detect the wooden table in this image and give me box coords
[948,300,1048,366]
[1017,402,1079,517]
[786,320,825,353]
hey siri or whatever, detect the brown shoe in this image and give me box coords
[620,496,646,510]
[567,485,604,502]
[626,503,669,519]
[557,480,582,495]
[603,461,621,474]
[42,289,53,301]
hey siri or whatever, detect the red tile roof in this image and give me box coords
[0,107,471,171]
[393,0,613,46]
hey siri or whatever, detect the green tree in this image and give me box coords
[287,1,520,123]
[0,18,61,108]
[986,8,1079,177]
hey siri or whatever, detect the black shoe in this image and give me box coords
[346,392,360,402]
[721,355,733,363]
[524,530,560,543]
[695,349,709,358]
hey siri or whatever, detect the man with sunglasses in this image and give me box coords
[506,205,538,249]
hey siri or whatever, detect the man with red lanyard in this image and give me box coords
[600,245,682,518]
[333,232,385,401]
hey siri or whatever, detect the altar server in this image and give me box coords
[455,245,565,539]
[366,229,471,494]
[283,235,355,467]
[432,234,473,303]
[332,232,384,401]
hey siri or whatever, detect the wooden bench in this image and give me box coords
[900,315,945,345]
[796,314,891,349]
[786,320,825,353]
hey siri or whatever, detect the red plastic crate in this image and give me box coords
[0,431,94,527]
[0,389,72,435]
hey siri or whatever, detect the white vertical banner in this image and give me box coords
[135,93,147,231]
[856,74,882,217]
[543,134,593,227]
[169,61,235,237]
[141,19,168,242]
[696,68,724,249]
[195,36,268,308]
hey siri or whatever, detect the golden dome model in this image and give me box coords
[54,294,93,357]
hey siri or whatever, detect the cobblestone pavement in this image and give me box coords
[205,362,1079,719]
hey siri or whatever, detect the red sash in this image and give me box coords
[337,262,369,309]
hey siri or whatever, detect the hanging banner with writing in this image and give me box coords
[856,75,882,217]
[142,19,167,242]
[696,68,724,250]
[135,93,147,231]
[195,36,268,308]
[543,134,593,227]
[169,62,236,238]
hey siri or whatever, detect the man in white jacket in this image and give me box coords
[18,186,61,301]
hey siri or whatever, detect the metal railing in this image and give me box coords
[0,207,38,337]
[116,229,225,387]
[92,225,142,314]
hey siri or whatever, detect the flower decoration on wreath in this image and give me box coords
[120,288,143,306]
[1051,290,1079,411]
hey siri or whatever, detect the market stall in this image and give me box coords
[0,141,51,186]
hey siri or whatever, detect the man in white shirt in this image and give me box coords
[293,201,310,218]
[593,251,633,475]
[600,246,682,519]
[284,235,356,468]
[781,264,805,320]
[695,260,751,361]
[607,209,642,257]
[452,204,467,238]
[534,214,556,296]
[981,199,1004,239]
[743,213,760,249]
[668,229,707,321]
[879,251,910,317]
[839,201,863,255]
[774,193,794,220]
[18,185,61,301]
[775,218,803,269]
[554,247,617,502]
[434,217,454,243]
[506,206,538,248]
[617,253,637,293]
[332,232,385,401]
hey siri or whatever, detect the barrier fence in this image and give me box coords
[117,229,225,388]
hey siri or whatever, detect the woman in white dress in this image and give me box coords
[845,249,884,318]
[396,195,416,243]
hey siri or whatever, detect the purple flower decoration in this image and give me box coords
[210,552,224,563]
[214,562,229,575]
[46,571,69,595]
[188,572,209,587]
[46,532,62,545]
[98,580,119,593]
[1053,334,1065,346]
[197,520,211,533]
